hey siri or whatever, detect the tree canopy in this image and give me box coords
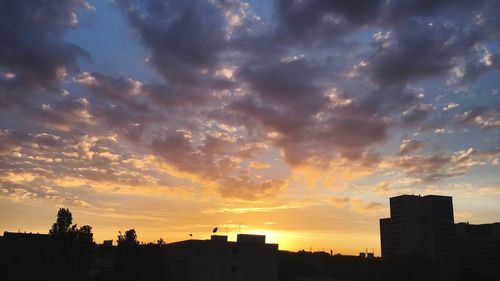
[117,229,138,246]
[49,208,73,235]
[49,208,93,244]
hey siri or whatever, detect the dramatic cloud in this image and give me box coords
[151,130,282,200]
[392,148,481,183]
[0,130,154,186]
[115,0,233,91]
[330,196,386,215]
[401,103,433,126]
[1,0,499,206]
[398,139,424,155]
[0,0,92,108]
[458,106,500,129]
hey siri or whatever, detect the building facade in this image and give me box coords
[163,234,278,281]
[379,195,456,277]
[455,222,500,280]
[380,194,500,280]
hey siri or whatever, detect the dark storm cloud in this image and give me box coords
[368,0,500,86]
[218,56,389,165]
[144,83,214,109]
[0,0,96,137]
[110,0,500,171]
[227,58,330,149]
[382,0,480,20]
[23,95,92,132]
[318,111,388,160]
[360,84,420,115]
[401,103,433,126]
[74,72,160,141]
[2,0,499,202]
[74,72,224,142]
[115,0,232,90]
[0,77,33,109]
[224,95,388,165]
[100,0,395,172]
[238,59,326,109]
[273,0,383,45]
[0,0,91,105]
[224,0,499,165]
[459,50,500,84]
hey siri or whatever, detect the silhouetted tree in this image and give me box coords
[49,208,73,235]
[49,208,94,244]
[69,225,94,244]
[112,229,164,281]
[117,229,138,246]
[157,238,165,246]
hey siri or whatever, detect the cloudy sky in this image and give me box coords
[1,0,499,254]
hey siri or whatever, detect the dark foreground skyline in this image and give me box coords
[1,194,498,281]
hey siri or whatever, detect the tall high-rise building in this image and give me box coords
[380,195,456,277]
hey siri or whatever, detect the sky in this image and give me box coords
[0,0,499,255]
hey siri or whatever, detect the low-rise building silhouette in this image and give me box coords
[88,241,116,281]
[455,222,500,280]
[0,231,93,281]
[163,234,278,281]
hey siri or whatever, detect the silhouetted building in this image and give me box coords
[102,240,113,247]
[277,250,441,281]
[380,195,500,280]
[379,195,456,277]
[455,222,500,280]
[163,234,278,281]
[295,277,339,281]
[0,231,92,281]
[88,241,116,281]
